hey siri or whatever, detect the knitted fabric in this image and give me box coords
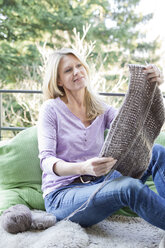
[99,64,165,178]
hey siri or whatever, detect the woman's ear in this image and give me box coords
[57,75,63,87]
[58,82,63,87]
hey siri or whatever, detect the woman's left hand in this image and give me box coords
[144,65,164,86]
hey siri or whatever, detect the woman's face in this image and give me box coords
[57,54,88,93]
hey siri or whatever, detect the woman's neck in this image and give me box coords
[60,89,91,127]
[61,89,85,108]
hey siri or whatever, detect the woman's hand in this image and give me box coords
[144,65,164,86]
[81,157,117,177]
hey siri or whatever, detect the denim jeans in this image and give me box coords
[44,144,165,229]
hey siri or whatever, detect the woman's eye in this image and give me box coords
[77,64,82,68]
[65,68,72,73]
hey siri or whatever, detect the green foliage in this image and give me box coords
[0,0,159,85]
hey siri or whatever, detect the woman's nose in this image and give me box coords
[73,67,79,75]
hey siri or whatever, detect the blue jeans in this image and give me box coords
[45,144,165,229]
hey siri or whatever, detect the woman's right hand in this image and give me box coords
[81,157,117,177]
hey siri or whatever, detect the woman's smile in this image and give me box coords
[73,76,84,83]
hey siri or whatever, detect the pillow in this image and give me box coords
[155,131,165,146]
[0,126,45,215]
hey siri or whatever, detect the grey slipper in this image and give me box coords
[1,204,32,234]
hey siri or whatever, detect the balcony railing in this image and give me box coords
[0,90,41,140]
[0,89,164,140]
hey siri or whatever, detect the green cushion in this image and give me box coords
[155,131,165,147]
[0,126,45,215]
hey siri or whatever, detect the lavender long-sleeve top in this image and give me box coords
[37,97,117,197]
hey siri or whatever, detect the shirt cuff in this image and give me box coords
[42,156,62,175]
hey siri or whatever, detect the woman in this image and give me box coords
[38,48,165,229]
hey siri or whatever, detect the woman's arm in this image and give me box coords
[54,157,117,177]
[38,101,61,175]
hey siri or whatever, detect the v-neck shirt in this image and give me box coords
[37,97,117,197]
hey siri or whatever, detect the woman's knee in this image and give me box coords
[115,177,145,206]
[110,176,144,195]
[151,144,165,172]
[120,176,142,188]
[152,144,165,159]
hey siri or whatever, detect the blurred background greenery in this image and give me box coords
[0,0,164,139]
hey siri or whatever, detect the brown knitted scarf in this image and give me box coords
[99,64,165,178]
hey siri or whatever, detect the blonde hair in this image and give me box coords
[43,48,105,120]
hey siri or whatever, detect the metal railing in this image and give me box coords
[0,89,164,140]
[0,89,42,140]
